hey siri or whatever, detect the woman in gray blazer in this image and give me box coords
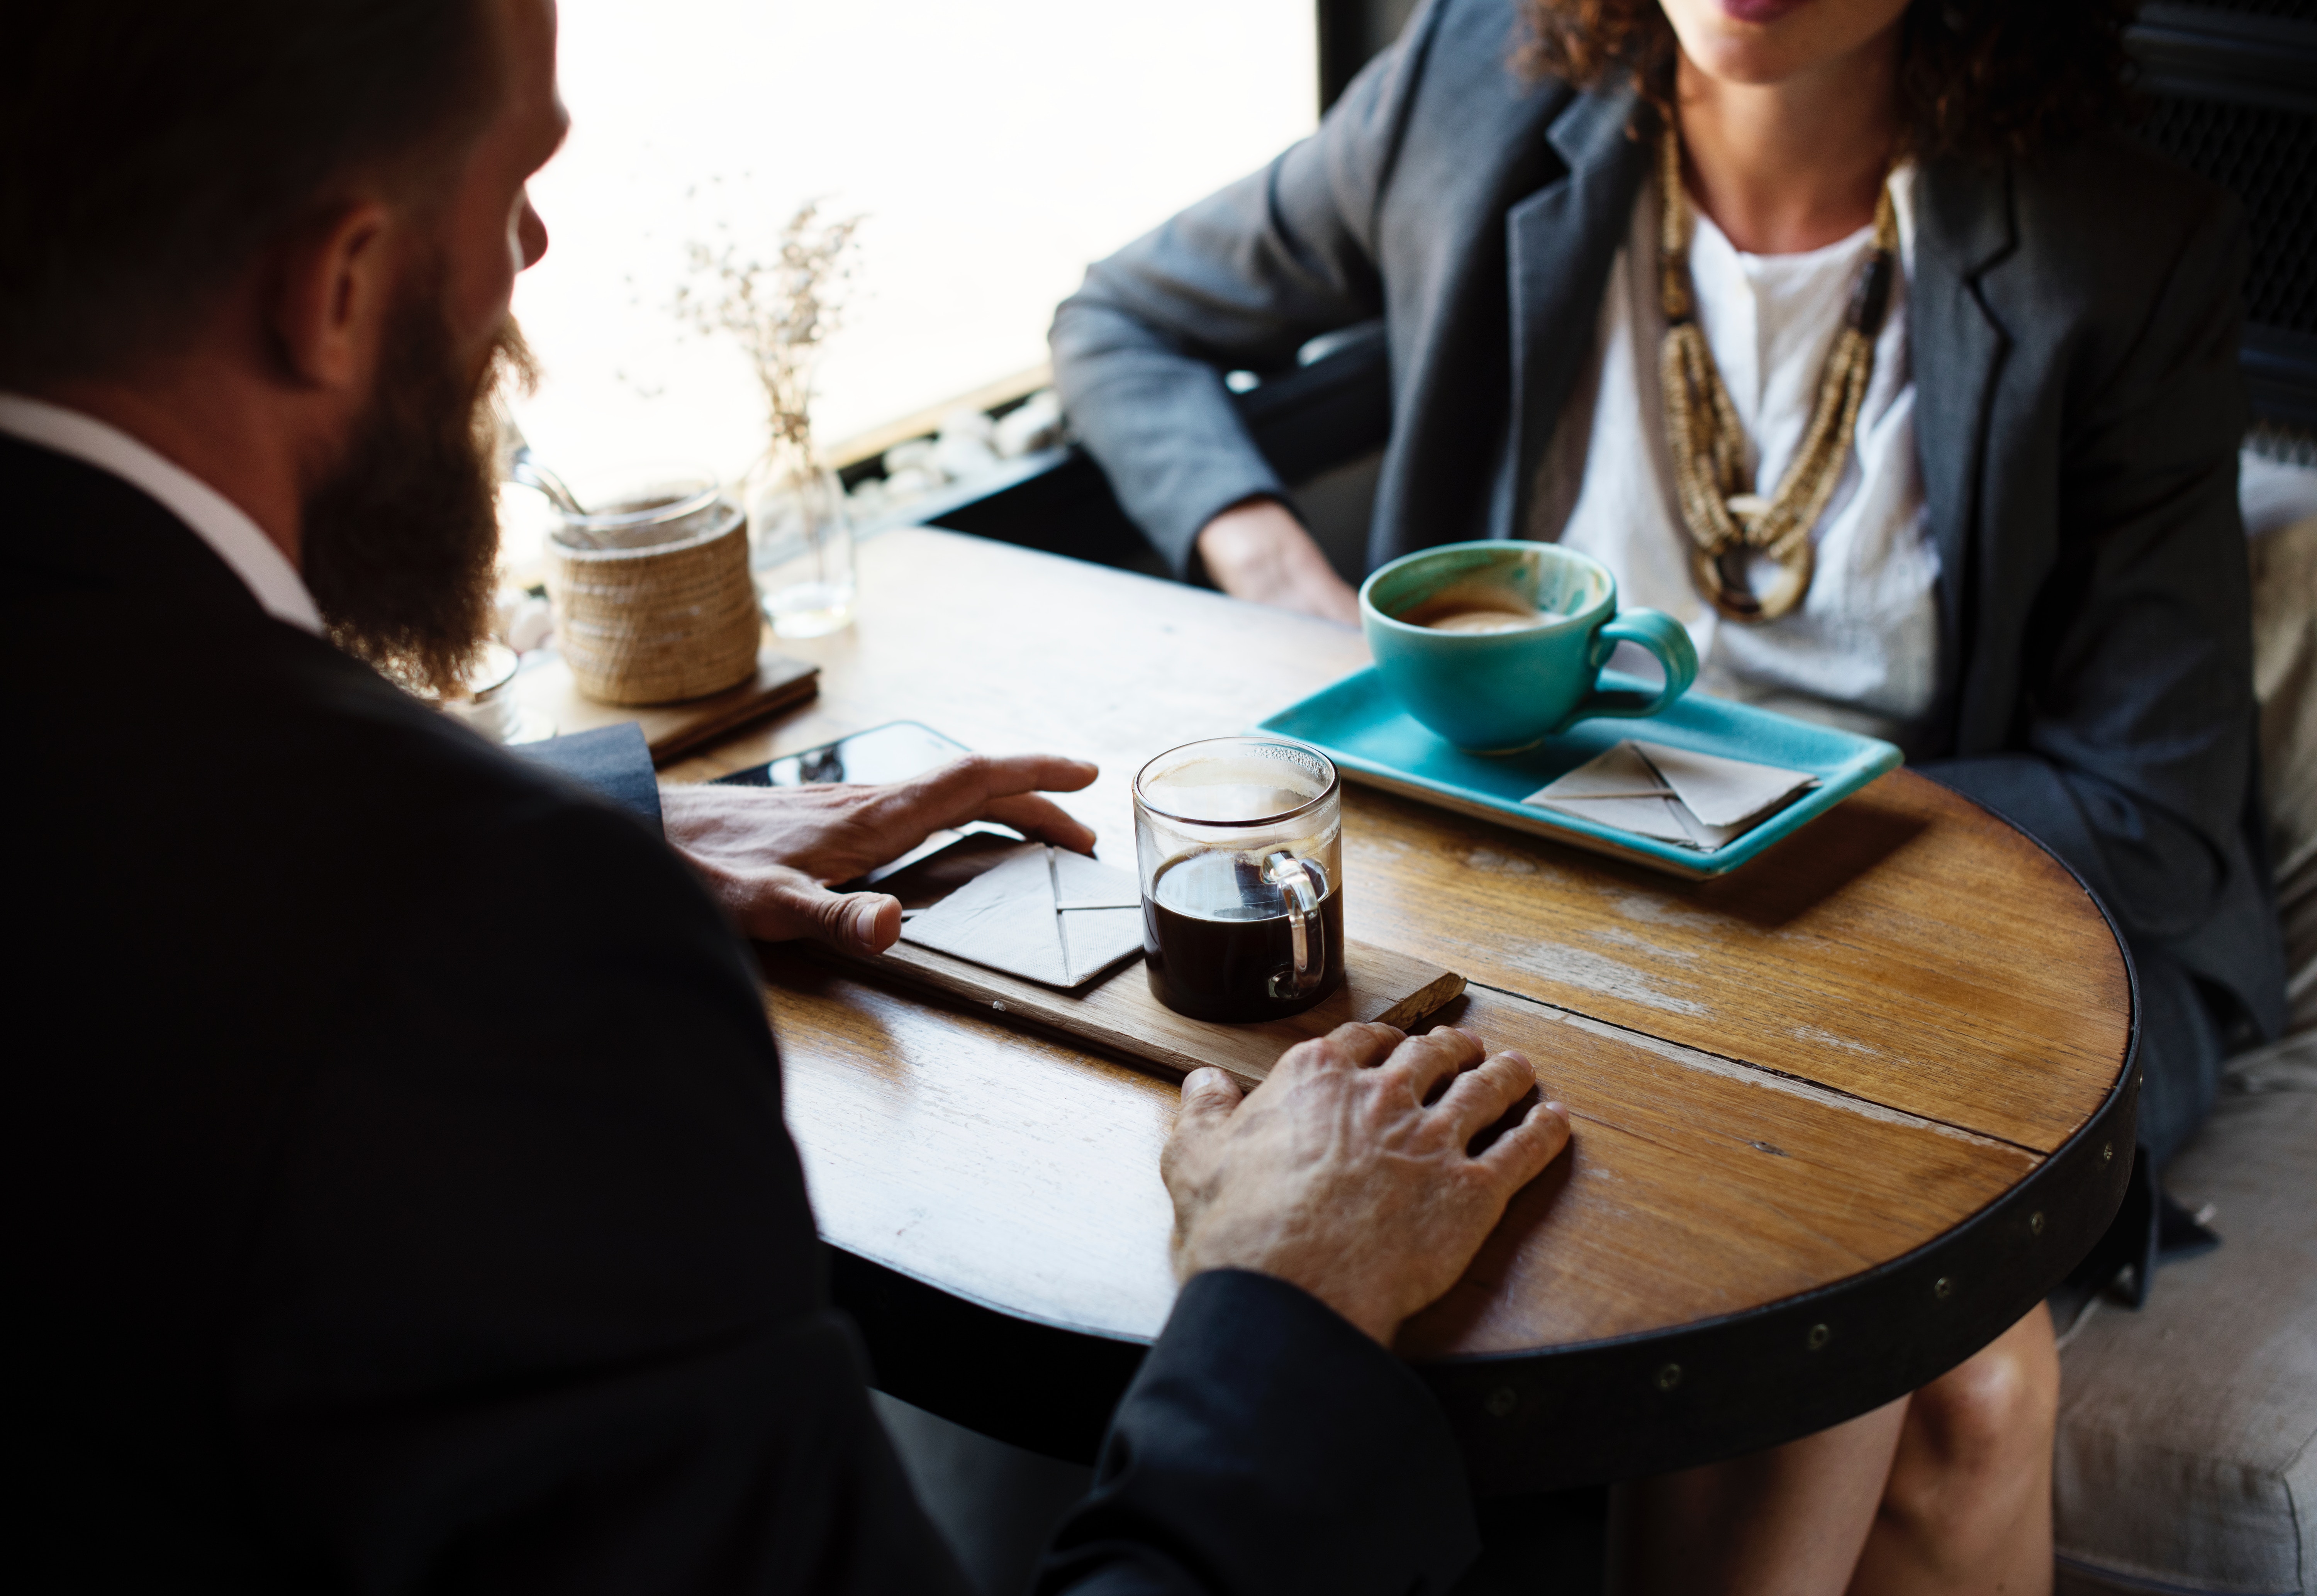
[1053,0,2292,1589]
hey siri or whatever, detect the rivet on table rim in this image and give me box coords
[2030,1211,2046,1236]
[1485,1386,1518,1418]
[1806,1323,1830,1351]
[1934,1277,1954,1300]
[1655,1363,1682,1391]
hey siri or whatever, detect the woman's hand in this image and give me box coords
[660,752,1099,952]
[1196,498,1362,625]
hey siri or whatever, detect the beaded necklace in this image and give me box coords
[1658,127,1898,623]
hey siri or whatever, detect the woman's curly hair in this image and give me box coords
[1518,0,2139,162]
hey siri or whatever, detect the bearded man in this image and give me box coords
[1,2,1576,1591]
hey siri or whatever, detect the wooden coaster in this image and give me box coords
[509,638,818,766]
[822,832,1466,1088]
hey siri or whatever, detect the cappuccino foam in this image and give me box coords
[1399,581,1549,634]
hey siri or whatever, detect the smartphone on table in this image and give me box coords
[713,720,969,790]
[712,720,990,885]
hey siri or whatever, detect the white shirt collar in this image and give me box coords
[0,393,324,635]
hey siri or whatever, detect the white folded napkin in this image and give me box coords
[1523,740,1815,851]
[899,842,1144,988]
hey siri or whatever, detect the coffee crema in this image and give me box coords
[1399,584,1549,634]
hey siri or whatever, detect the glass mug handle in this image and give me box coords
[1263,851,1329,1000]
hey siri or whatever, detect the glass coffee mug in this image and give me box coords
[1134,737,1344,1022]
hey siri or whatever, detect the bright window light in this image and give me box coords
[506,0,1318,490]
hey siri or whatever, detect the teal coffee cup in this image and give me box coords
[1359,541,1699,754]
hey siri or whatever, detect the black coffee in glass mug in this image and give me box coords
[1133,737,1344,1023]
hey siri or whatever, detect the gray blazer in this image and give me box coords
[1052,0,2288,1167]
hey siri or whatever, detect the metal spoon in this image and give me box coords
[493,401,599,545]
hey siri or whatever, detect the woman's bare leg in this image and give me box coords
[1610,1304,2059,1595]
[1608,1398,1908,1596]
[1848,1304,2058,1596]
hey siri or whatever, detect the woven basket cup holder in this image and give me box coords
[546,495,762,706]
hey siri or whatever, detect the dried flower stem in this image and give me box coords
[675,198,862,461]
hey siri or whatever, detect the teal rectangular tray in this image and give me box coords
[1257,668,1902,879]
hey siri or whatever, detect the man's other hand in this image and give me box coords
[661,752,1099,952]
[1196,498,1362,625]
[1164,1024,1572,1346]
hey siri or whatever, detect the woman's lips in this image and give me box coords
[1720,0,1809,21]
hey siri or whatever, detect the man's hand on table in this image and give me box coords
[1196,497,1362,626]
[662,752,1098,953]
[1164,1023,1572,1346]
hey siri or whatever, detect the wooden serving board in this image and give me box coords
[816,831,1465,1088]
[511,638,818,766]
[830,936,1464,1091]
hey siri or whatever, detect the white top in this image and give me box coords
[0,393,323,634]
[1532,168,1940,748]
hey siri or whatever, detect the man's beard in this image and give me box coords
[301,271,535,698]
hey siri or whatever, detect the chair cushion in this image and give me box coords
[2251,514,2317,1035]
[2053,1040,2317,1594]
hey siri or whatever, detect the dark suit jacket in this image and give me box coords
[1050,0,2289,1169]
[3,434,1479,1595]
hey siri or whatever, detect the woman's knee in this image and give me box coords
[1891,1308,2059,1508]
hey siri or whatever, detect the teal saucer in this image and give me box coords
[1257,668,1901,878]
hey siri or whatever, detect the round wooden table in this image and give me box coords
[669,528,2137,1492]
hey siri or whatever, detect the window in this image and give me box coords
[505,0,1318,487]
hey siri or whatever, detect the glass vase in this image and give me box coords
[745,445,856,638]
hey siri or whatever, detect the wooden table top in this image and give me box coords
[667,527,2138,1484]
